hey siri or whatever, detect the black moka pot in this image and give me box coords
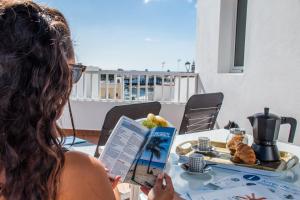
[248,108,297,162]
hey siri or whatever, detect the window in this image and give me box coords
[218,0,248,73]
[232,0,248,72]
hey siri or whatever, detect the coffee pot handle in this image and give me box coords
[281,117,297,143]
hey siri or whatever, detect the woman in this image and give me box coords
[0,1,174,200]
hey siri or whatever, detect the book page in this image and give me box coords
[99,116,149,181]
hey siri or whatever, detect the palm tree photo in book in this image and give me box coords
[126,127,176,188]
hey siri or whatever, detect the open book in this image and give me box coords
[99,116,176,187]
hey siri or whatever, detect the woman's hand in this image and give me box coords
[109,176,121,189]
[140,173,174,200]
[104,168,121,189]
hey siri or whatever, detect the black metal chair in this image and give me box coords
[179,92,224,135]
[94,101,161,157]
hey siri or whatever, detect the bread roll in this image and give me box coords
[234,143,256,165]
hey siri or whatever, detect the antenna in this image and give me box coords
[177,59,181,71]
[161,61,165,71]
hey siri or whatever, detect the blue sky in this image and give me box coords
[36,0,197,71]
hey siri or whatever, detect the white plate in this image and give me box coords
[180,163,212,175]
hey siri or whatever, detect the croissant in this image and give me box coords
[233,143,256,165]
[227,134,244,155]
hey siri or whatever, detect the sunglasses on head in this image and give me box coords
[70,63,87,84]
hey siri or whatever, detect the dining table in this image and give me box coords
[70,129,300,199]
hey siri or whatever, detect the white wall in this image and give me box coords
[196,0,300,144]
[59,100,185,131]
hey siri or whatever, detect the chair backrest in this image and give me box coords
[179,92,224,135]
[94,101,161,157]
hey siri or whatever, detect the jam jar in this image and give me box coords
[226,128,248,155]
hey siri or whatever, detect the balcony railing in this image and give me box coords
[71,69,199,103]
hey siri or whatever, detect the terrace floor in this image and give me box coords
[63,129,100,144]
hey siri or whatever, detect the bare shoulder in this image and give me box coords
[58,151,115,200]
[64,151,104,172]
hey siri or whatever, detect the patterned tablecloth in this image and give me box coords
[72,129,300,199]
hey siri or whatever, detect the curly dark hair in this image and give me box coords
[0,1,74,199]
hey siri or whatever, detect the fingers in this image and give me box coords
[140,186,150,195]
[110,176,121,189]
[164,173,174,192]
[103,166,121,189]
[108,175,114,182]
[115,176,121,181]
[154,173,164,189]
[108,175,121,188]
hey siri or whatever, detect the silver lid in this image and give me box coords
[229,128,246,135]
